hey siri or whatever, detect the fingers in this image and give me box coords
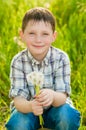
[31,99,43,115]
[34,107,43,115]
[41,99,51,106]
[34,89,54,107]
[36,91,52,107]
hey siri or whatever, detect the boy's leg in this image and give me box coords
[5,108,40,130]
[43,103,81,130]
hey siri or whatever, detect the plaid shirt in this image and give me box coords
[9,46,71,106]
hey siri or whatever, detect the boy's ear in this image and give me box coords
[52,31,57,42]
[19,29,24,41]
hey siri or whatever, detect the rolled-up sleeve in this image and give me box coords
[54,52,71,96]
[9,57,30,100]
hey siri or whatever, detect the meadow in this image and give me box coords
[0,0,86,129]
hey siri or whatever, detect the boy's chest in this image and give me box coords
[24,62,55,90]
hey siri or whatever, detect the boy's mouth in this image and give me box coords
[33,45,44,48]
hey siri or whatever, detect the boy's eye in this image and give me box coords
[29,32,35,35]
[43,33,49,35]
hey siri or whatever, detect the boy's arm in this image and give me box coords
[52,91,67,107]
[14,96,43,115]
[10,54,43,114]
[14,96,32,113]
[52,52,71,107]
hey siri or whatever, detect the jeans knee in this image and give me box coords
[55,104,81,130]
[5,109,39,130]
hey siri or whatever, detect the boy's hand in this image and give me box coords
[31,99,43,116]
[36,89,54,107]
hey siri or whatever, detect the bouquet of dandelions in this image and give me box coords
[27,71,44,128]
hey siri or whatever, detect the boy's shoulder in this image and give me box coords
[51,46,69,59]
[11,49,28,63]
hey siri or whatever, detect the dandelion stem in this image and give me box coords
[35,85,44,128]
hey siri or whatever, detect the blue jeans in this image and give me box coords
[5,103,81,130]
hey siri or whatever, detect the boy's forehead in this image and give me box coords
[26,20,52,29]
[23,20,54,33]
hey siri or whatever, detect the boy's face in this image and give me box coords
[21,20,56,61]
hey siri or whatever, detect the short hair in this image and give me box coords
[22,7,56,32]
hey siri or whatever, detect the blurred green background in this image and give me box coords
[0,0,86,129]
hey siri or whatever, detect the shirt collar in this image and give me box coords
[27,47,51,66]
[43,47,51,66]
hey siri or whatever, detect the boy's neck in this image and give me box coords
[28,49,48,62]
[32,53,46,62]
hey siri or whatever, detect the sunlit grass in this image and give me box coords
[0,0,86,129]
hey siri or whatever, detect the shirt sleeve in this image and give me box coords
[54,52,71,96]
[9,56,30,100]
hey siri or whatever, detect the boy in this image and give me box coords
[5,7,80,130]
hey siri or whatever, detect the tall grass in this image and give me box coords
[0,0,86,129]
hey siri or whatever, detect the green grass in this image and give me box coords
[0,0,86,129]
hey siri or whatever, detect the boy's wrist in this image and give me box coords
[29,100,33,112]
[52,91,55,105]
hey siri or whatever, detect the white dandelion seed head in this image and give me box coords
[26,71,44,88]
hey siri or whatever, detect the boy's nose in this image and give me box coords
[35,35,42,43]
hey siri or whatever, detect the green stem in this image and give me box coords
[35,85,44,128]
[39,115,44,128]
